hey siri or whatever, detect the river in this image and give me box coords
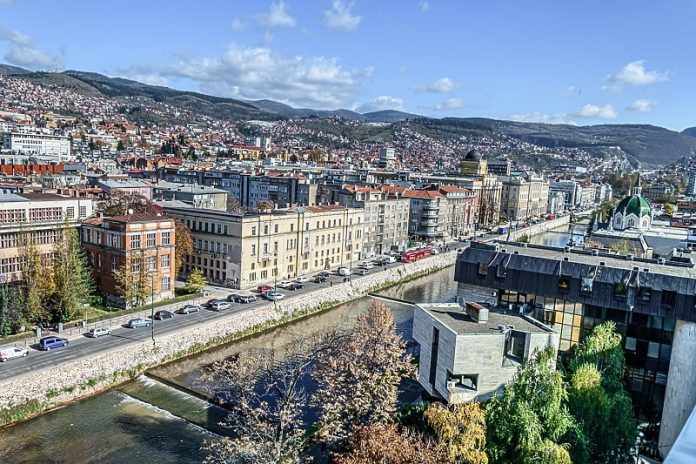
[0,266,464,464]
[529,222,589,247]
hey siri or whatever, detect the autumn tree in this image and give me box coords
[568,322,636,464]
[20,239,54,324]
[313,301,414,448]
[184,268,207,294]
[113,258,152,308]
[485,349,580,464]
[424,402,488,464]
[331,423,453,464]
[50,226,94,322]
[173,218,192,275]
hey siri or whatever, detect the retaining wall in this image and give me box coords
[0,251,458,425]
[507,215,571,241]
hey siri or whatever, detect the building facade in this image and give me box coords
[153,181,228,211]
[500,176,550,220]
[402,189,447,240]
[163,204,364,289]
[2,131,71,160]
[80,213,176,306]
[438,185,479,238]
[0,193,94,283]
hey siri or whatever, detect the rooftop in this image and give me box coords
[417,303,551,335]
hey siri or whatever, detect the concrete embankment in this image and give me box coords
[507,214,571,241]
[0,251,458,426]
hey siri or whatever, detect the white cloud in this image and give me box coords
[0,26,62,70]
[415,77,457,93]
[355,96,404,113]
[419,1,430,12]
[158,43,372,109]
[575,103,618,119]
[257,1,296,29]
[432,98,464,111]
[231,18,246,33]
[626,98,655,113]
[604,60,668,87]
[324,0,361,31]
[506,112,577,125]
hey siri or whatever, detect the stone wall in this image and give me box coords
[507,215,571,241]
[0,251,458,423]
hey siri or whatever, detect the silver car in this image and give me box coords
[0,346,29,362]
[87,327,111,338]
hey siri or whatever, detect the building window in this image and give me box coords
[613,282,628,300]
[477,262,487,277]
[148,256,157,271]
[251,226,257,236]
[111,257,117,271]
[661,290,677,308]
[274,224,278,233]
[448,372,479,392]
[161,254,170,268]
[558,275,571,291]
[66,207,75,219]
[162,231,171,245]
[130,235,141,249]
[638,287,651,303]
[581,277,593,293]
[251,244,256,256]
[79,206,87,218]
[264,225,268,235]
[161,277,170,291]
[147,233,156,247]
[496,265,506,279]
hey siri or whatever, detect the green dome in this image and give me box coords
[615,195,651,217]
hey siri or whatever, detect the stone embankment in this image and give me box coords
[0,251,458,426]
[507,214,571,241]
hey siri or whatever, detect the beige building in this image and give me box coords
[500,176,550,220]
[163,204,364,290]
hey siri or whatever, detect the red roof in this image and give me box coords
[402,189,445,199]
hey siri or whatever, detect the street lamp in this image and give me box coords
[150,270,155,347]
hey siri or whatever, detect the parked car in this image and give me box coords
[265,291,286,301]
[178,304,202,314]
[287,282,304,291]
[355,268,369,276]
[431,248,441,255]
[0,346,29,362]
[239,295,257,304]
[227,294,241,303]
[337,267,351,276]
[277,281,293,289]
[86,327,110,338]
[257,284,274,293]
[211,301,231,311]
[318,271,332,278]
[127,318,152,329]
[313,275,327,283]
[380,255,397,264]
[360,262,374,270]
[295,276,309,283]
[39,336,69,350]
[155,310,175,320]
[205,298,221,308]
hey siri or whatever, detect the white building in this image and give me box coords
[687,172,696,196]
[378,148,396,169]
[2,131,71,160]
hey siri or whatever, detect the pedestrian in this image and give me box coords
[330,281,333,287]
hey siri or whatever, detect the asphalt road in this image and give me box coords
[0,240,472,382]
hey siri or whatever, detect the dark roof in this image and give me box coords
[464,149,482,161]
[106,213,170,223]
[19,193,73,202]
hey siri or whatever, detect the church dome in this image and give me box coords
[615,195,651,218]
[464,149,482,161]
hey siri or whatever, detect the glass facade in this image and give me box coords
[499,289,671,420]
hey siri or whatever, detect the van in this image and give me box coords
[0,346,28,362]
[39,336,69,351]
[338,267,351,276]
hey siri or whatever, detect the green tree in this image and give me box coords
[20,239,54,324]
[51,226,95,322]
[185,268,207,294]
[485,349,579,464]
[516,234,530,244]
[664,203,674,215]
[113,259,152,308]
[568,322,636,464]
[116,140,126,151]
[0,284,23,336]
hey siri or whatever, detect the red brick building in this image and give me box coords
[81,213,176,307]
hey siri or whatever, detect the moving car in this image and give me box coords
[277,281,293,289]
[337,267,351,276]
[178,304,202,314]
[430,248,441,255]
[86,327,111,338]
[313,275,327,283]
[318,271,332,278]
[380,255,397,264]
[127,318,152,329]
[0,346,28,362]
[39,336,69,350]
[265,291,286,301]
[287,282,304,291]
[295,276,309,283]
[257,284,274,293]
[355,268,369,276]
[205,298,221,308]
[154,310,175,320]
[239,295,257,304]
[211,301,231,311]
[227,294,241,303]
[360,262,374,270]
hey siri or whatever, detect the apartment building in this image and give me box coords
[205,171,318,209]
[163,204,364,289]
[438,185,479,238]
[2,131,71,160]
[0,193,94,283]
[644,182,676,202]
[500,176,550,220]
[549,180,582,208]
[402,189,447,240]
[81,213,176,306]
[152,181,228,211]
[337,184,410,257]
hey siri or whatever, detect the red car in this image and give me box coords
[257,284,274,293]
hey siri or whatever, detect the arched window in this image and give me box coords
[628,218,635,227]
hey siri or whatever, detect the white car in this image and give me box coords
[361,262,374,270]
[295,276,309,283]
[380,255,397,264]
[0,346,29,362]
[277,281,293,289]
[87,327,111,338]
[431,248,441,255]
[338,267,351,276]
[265,291,286,301]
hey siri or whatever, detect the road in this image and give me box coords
[0,240,474,382]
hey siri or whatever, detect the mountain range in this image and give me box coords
[2,64,696,166]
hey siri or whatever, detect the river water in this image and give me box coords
[529,222,589,247]
[0,266,463,464]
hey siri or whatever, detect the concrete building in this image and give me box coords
[413,301,559,403]
[207,171,318,209]
[455,241,696,457]
[549,180,583,208]
[163,204,364,289]
[81,213,176,306]
[486,158,512,176]
[337,184,409,256]
[687,172,696,197]
[152,181,228,211]
[548,191,566,216]
[437,185,479,239]
[644,182,676,202]
[2,131,71,160]
[594,182,614,204]
[0,193,94,283]
[499,176,550,220]
[402,189,447,240]
[97,179,153,200]
[378,148,396,169]
[459,150,488,176]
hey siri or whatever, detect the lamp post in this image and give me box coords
[150,270,155,347]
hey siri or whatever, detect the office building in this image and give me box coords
[499,176,550,220]
[2,131,71,160]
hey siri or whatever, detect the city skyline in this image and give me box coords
[0,0,694,129]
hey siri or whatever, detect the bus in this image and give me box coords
[401,248,432,263]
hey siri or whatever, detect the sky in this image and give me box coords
[0,0,694,129]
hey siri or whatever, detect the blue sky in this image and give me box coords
[0,0,694,129]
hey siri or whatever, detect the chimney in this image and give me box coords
[466,301,489,324]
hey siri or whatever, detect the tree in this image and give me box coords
[313,301,414,448]
[424,402,488,464]
[174,218,192,275]
[20,239,54,324]
[609,240,637,256]
[567,322,636,464]
[332,423,453,464]
[664,203,674,215]
[203,335,339,464]
[185,268,207,294]
[516,234,530,244]
[0,284,23,336]
[116,140,126,151]
[50,226,94,322]
[485,349,579,464]
[113,259,152,308]
[594,199,618,223]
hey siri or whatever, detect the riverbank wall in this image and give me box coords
[507,214,571,241]
[0,251,458,427]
